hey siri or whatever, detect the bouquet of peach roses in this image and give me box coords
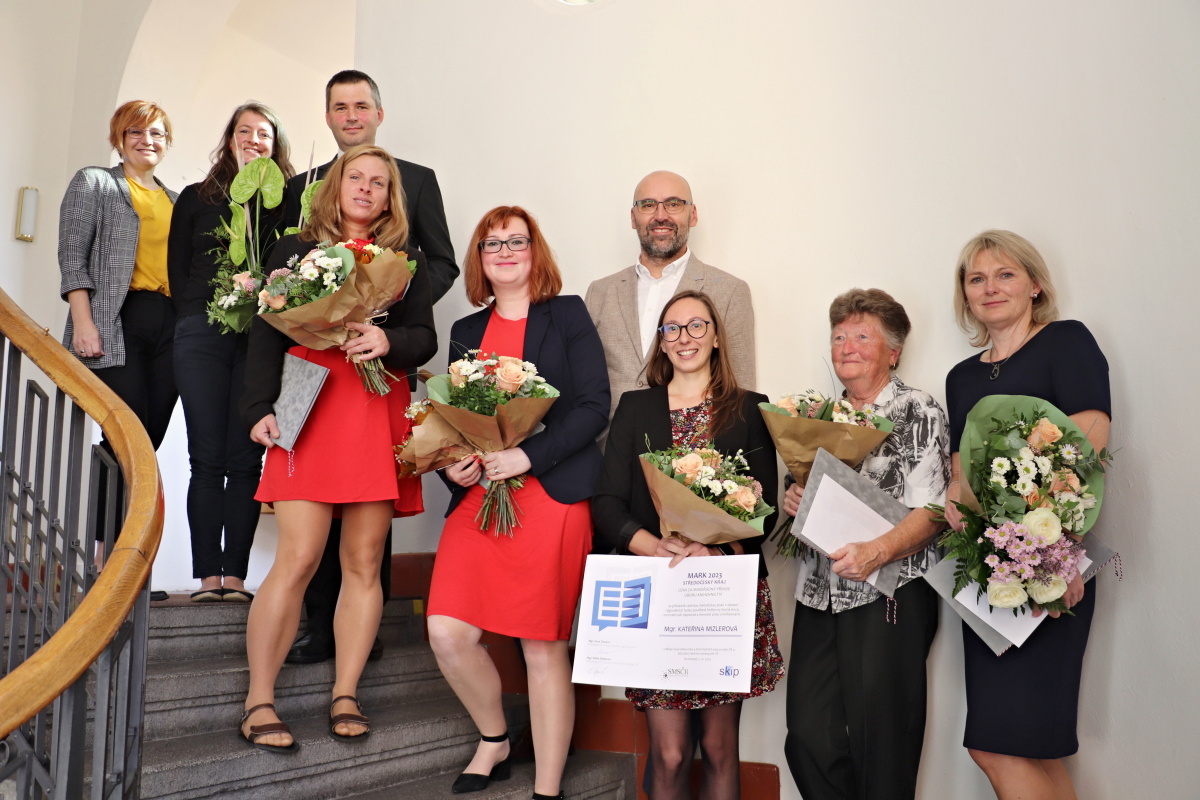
[406,351,559,536]
[639,443,775,546]
[935,395,1111,616]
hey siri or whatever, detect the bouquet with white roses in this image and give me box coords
[420,351,559,536]
[760,390,894,558]
[936,395,1111,615]
[639,443,775,545]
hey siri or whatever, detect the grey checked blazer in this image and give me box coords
[58,164,177,369]
[584,255,756,419]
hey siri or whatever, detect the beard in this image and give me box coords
[638,219,689,262]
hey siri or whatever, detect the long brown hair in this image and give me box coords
[462,206,562,307]
[300,145,409,249]
[198,102,295,204]
[645,290,744,437]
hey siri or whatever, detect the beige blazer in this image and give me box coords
[584,256,756,419]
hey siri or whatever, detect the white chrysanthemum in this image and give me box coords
[701,478,723,494]
[1019,446,1035,462]
[467,372,484,382]
[459,361,480,376]
[991,457,1011,475]
[1016,460,1038,479]
[698,466,717,481]
[1014,476,1036,495]
[1035,456,1053,476]
[1060,443,1081,463]
[315,256,341,270]
[722,480,740,495]
[300,265,320,281]
[323,272,339,287]
[990,474,1009,489]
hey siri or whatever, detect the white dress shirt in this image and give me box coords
[635,250,691,358]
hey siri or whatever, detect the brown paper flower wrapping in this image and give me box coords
[428,396,558,455]
[258,249,413,349]
[638,457,762,546]
[395,410,473,473]
[759,405,891,486]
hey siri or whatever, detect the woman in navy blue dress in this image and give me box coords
[945,230,1111,799]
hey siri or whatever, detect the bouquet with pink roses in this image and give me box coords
[639,443,774,545]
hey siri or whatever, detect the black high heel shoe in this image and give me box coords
[451,731,512,794]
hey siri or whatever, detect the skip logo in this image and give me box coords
[719,666,740,678]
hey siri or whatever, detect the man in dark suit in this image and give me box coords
[285,69,458,663]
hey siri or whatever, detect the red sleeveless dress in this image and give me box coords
[426,314,591,641]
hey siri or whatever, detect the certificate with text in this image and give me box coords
[572,554,759,693]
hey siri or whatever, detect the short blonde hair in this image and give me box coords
[954,230,1060,347]
[301,145,409,250]
[108,100,173,154]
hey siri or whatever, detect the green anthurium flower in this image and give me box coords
[228,202,247,266]
[300,179,323,225]
[230,156,286,207]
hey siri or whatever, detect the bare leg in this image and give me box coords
[970,750,1062,800]
[644,708,692,800]
[427,614,510,775]
[241,499,332,746]
[522,639,573,796]
[330,500,394,737]
[1040,759,1078,800]
[697,702,742,800]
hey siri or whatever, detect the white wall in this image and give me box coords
[360,0,1200,797]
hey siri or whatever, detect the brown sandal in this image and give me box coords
[329,695,370,741]
[239,703,298,753]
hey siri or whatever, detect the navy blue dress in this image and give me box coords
[946,320,1111,758]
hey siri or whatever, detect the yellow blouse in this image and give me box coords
[126,177,173,295]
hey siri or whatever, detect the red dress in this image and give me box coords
[255,345,422,516]
[426,314,592,641]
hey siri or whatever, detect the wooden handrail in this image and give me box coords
[0,285,163,738]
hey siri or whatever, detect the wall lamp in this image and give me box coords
[15,186,38,242]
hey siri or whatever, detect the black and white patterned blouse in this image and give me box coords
[794,375,950,613]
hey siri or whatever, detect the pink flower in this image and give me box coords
[232,271,258,293]
[268,267,293,282]
[258,289,286,310]
[724,486,758,514]
[493,356,531,393]
[671,453,706,486]
[1027,417,1063,449]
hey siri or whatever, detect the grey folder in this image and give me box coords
[272,353,330,451]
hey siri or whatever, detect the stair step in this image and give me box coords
[144,643,453,740]
[343,750,636,800]
[147,597,424,663]
[141,695,530,800]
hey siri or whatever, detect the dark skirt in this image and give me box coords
[962,580,1097,758]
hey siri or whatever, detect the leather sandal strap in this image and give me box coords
[480,730,509,743]
[248,721,292,740]
[241,702,277,724]
[330,695,361,710]
[330,712,370,727]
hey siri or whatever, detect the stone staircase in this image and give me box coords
[139,597,635,799]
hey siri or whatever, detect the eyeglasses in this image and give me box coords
[633,197,692,215]
[658,318,711,342]
[125,128,167,142]
[478,236,532,253]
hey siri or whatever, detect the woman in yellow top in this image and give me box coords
[58,100,179,548]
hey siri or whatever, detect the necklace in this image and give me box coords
[988,326,1035,380]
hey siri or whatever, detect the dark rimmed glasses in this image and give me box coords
[633,197,692,215]
[478,236,532,253]
[658,318,711,342]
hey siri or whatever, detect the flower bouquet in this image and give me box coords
[639,443,775,545]
[256,239,417,395]
[424,351,559,536]
[759,390,894,558]
[393,399,473,478]
[205,156,288,334]
[936,395,1110,616]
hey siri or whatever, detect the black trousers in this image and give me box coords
[173,314,264,579]
[784,578,939,800]
[91,291,177,540]
[302,519,393,635]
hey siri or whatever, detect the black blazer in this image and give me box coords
[591,386,778,576]
[284,156,458,303]
[443,295,610,514]
[240,234,438,429]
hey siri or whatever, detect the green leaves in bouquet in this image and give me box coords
[230,156,285,208]
[226,202,248,266]
[285,179,325,235]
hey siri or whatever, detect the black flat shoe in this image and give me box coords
[286,631,334,664]
[190,589,225,603]
[222,588,254,603]
[451,731,512,794]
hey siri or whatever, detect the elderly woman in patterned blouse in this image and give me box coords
[781,288,950,800]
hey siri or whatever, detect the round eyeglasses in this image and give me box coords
[658,318,711,342]
[125,128,167,142]
[478,236,532,253]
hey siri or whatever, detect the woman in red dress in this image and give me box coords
[426,207,609,799]
[236,145,436,751]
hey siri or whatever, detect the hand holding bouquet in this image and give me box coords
[639,443,774,546]
[422,351,559,536]
[760,390,894,558]
[936,395,1111,616]
[256,239,417,394]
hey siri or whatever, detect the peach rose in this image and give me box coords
[232,271,257,293]
[494,356,530,393]
[726,485,758,514]
[448,359,471,387]
[776,396,799,416]
[258,289,286,310]
[1026,417,1063,449]
[671,452,706,486]
[1050,469,1081,494]
[694,448,723,468]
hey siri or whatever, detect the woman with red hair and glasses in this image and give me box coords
[426,206,610,800]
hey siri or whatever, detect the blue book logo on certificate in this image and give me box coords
[591,576,652,630]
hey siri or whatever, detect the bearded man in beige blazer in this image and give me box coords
[585,170,756,419]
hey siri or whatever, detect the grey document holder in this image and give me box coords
[272,353,330,451]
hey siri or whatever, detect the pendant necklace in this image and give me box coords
[988,326,1035,380]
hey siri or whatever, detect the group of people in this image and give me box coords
[58,66,1110,800]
